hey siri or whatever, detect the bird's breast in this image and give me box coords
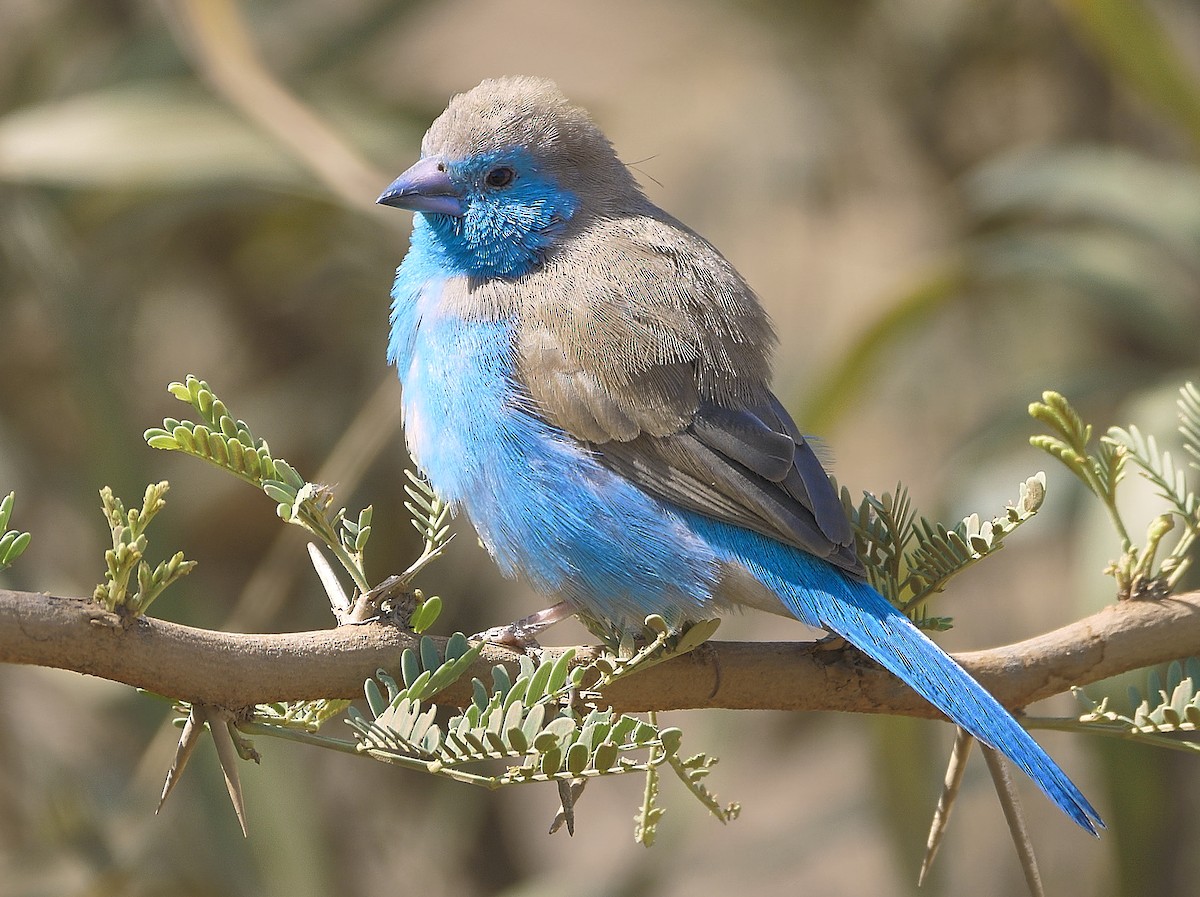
[397,283,519,505]
[392,279,726,628]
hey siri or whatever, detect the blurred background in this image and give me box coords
[1,0,1199,894]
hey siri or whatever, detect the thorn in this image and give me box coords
[157,704,255,838]
[982,746,1044,897]
[549,779,586,835]
[308,543,350,617]
[157,705,207,814]
[207,707,252,838]
[918,727,974,886]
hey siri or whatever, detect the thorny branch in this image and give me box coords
[2,587,1197,717]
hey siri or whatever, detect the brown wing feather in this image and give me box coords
[507,209,863,578]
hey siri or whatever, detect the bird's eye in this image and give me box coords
[485,166,515,188]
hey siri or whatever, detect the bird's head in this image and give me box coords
[378,77,641,278]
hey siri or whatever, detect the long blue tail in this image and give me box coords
[796,577,1102,835]
[694,515,1104,835]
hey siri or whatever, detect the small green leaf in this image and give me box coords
[144,429,179,450]
[565,742,590,776]
[400,648,421,689]
[354,525,371,552]
[547,650,576,695]
[0,531,31,565]
[472,678,490,712]
[171,425,196,453]
[525,659,554,705]
[208,433,230,466]
[365,678,387,717]
[491,664,512,698]
[272,458,304,489]
[409,595,442,633]
[262,482,295,504]
[444,631,469,662]
[593,741,619,771]
[659,728,683,756]
[419,636,441,675]
[245,449,263,479]
[507,726,529,754]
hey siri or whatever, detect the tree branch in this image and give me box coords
[2,587,1198,717]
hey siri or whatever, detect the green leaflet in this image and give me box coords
[146,374,377,596]
[836,473,1047,628]
[0,492,31,571]
[144,374,454,624]
[334,644,737,840]
[1034,383,1200,598]
[1061,659,1200,754]
[92,482,196,617]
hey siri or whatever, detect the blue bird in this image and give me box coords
[378,76,1101,834]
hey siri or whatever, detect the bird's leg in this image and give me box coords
[472,601,576,653]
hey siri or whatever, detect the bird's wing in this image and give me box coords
[510,213,864,577]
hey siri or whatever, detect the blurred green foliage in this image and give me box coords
[1,1,1199,896]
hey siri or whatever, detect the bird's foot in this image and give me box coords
[471,601,576,656]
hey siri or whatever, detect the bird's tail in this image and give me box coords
[702,520,1104,835]
[795,576,1102,834]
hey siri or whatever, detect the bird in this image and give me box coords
[376,76,1102,835]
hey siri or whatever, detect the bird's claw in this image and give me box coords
[471,620,549,662]
[471,601,576,657]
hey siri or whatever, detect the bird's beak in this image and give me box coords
[377,157,466,217]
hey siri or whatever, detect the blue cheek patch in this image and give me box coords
[420,149,579,279]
